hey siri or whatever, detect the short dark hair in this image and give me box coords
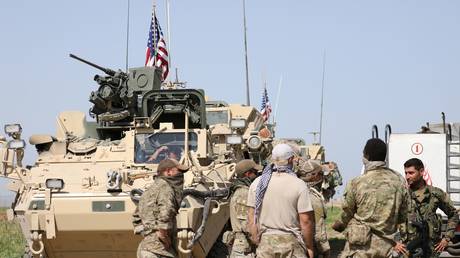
[404,158,424,171]
[363,138,387,161]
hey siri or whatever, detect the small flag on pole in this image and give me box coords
[260,87,272,122]
[145,7,169,81]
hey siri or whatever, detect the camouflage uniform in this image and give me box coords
[229,184,255,257]
[309,187,331,256]
[339,165,408,258]
[296,158,331,257]
[135,178,179,258]
[321,162,343,202]
[400,184,459,258]
[257,234,307,258]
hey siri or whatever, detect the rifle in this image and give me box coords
[406,192,431,258]
[406,219,430,258]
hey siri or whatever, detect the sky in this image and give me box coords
[1,0,460,201]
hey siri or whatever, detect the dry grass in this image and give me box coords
[0,208,26,258]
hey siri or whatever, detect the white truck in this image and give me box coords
[375,115,460,256]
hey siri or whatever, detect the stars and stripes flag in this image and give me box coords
[145,7,169,81]
[260,87,272,122]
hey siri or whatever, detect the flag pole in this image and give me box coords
[319,50,326,145]
[242,0,251,106]
[152,3,158,55]
[125,0,130,72]
[165,0,171,71]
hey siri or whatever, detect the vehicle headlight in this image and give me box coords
[46,179,64,190]
[4,124,22,135]
[230,119,246,129]
[226,135,242,145]
[247,135,262,150]
[7,139,26,149]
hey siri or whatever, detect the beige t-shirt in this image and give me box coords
[247,172,313,235]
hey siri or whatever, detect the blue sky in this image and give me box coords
[1,0,460,200]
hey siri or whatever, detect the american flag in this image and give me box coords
[260,87,272,122]
[145,8,169,81]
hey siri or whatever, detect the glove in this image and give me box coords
[332,221,345,232]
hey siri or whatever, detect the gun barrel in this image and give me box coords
[69,53,116,76]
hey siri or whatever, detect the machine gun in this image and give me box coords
[69,54,162,133]
[70,53,131,122]
[406,219,430,258]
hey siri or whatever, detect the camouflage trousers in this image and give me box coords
[340,233,393,258]
[230,249,256,258]
[256,233,307,258]
[137,245,172,258]
[230,232,256,258]
[315,238,331,257]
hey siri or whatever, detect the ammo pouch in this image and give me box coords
[346,221,371,245]
[232,232,253,253]
[222,231,235,246]
[223,231,252,252]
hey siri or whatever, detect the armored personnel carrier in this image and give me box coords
[1,55,236,258]
[205,101,273,165]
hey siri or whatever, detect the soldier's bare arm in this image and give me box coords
[247,207,259,245]
[299,211,315,258]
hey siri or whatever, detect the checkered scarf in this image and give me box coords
[254,164,295,223]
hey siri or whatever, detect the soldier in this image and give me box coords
[395,158,459,257]
[247,143,315,258]
[135,158,189,258]
[332,138,408,257]
[297,159,331,258]
[227,159,262,257]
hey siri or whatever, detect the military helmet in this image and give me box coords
[235,159,263,177]
[158,158,189,173]
[296,158,323,186]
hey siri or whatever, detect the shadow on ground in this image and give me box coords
[330,238,346,257]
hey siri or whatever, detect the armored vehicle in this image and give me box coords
[205,101,273,165]
[1,55,237,258]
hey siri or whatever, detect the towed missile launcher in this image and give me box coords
[1,55,236,258]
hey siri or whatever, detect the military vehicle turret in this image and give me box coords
[1,55,236,258]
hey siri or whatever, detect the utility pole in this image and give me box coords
[125,0,130,72]
[242,0,251,105]
[319,50,326,145]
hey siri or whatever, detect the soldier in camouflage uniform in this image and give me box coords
[332,138,409,258]
[395,158,459,258]
[297,159,331,258]
[321,161,343,202]
[226,159,262,257]
[133,158,189,258]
